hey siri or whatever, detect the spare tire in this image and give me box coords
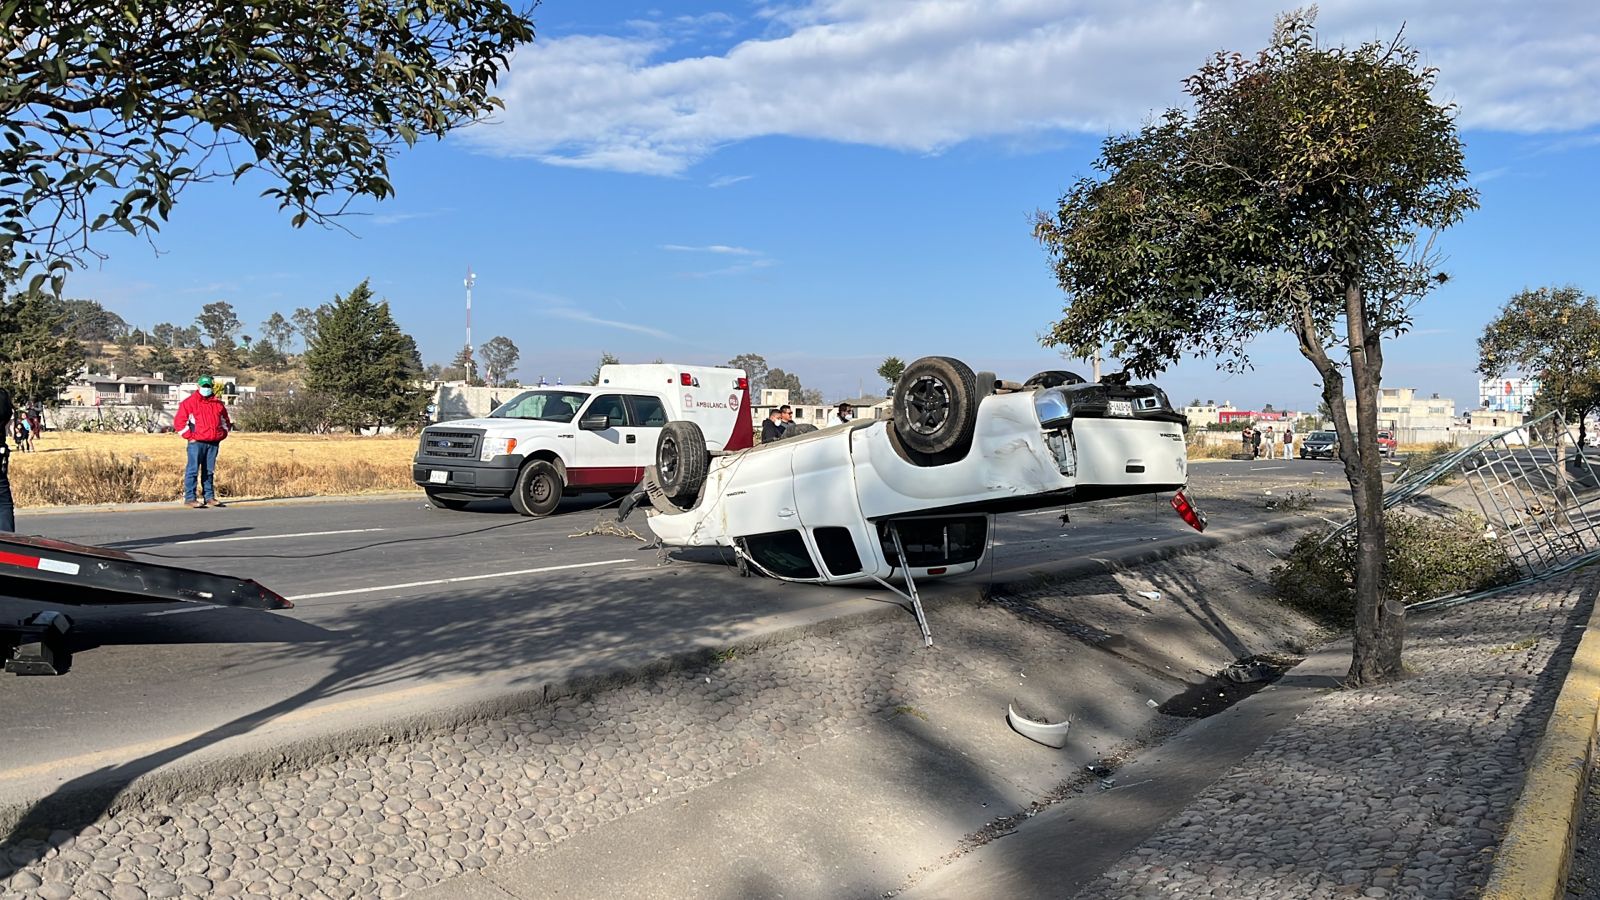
[892,356,979,457]
[656,420,708,504]
[779,422,818,440]
[1023,369,1086,389]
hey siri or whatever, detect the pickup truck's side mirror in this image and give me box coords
[579,414,611,431]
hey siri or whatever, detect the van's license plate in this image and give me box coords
[429,470,448,484]
[1108,400,1134,417]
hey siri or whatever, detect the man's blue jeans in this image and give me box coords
[184,440,221,502]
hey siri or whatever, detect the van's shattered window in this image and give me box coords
[881,517,988,567]
[490,391,588,422]
[740,531,819,579]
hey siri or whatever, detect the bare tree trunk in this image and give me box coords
[1341,284,1402,685]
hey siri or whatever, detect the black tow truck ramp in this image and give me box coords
[0,534,292,676]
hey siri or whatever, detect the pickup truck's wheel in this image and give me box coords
[656,421,707,504]
[424,489,473,511]
[511,460,564,517]
[1022,369,1086,389]
[893,356,979,457]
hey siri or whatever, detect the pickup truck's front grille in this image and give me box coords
[418,429,483,461]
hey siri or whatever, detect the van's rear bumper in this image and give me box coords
[412,457,521,495]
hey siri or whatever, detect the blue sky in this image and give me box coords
[64,1,1600,412]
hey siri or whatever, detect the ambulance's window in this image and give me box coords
[586,394,629,426]
[628,395,668,427]
[739,531,819,580]
[813,527,862,577]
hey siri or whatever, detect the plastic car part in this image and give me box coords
[892,356,979,458]
[656,420,708,504]
[1007,702,1070,748]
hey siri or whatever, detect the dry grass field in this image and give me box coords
[8,432,418,507]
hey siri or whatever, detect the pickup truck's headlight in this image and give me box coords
[1033,389,1072,428]
[482,437,518,461]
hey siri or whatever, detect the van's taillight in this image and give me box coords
[1170,490,1206,532]
[736,377,748,390]
[927,567,947,575]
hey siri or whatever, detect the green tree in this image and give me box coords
[479,336,520,386]
[0,0,536,292]
[260,312,296,353]
[1033,11,1477,685]
[0,293,85,403]
[727,353,769,395]
[178,347,213,382]
[1477,285,1600,449]
[585,351,620,386]
[876,356,905,394]
[247,339,288,373]
[304,280,426,428]
[144,344,183,381]
[196,301,242,348]
[292,306,330,351]
[50,299,129,342]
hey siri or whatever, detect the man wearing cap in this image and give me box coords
[176,375,232,508]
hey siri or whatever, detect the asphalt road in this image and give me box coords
[0,458,1348,809]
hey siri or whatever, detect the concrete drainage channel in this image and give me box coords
[0,525,1326,899]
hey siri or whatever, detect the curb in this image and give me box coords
[1481,576,1600,900]
[0,515,1316,834]
[19,491,423,517]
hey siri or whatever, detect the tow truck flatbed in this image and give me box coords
[0,534,291,675]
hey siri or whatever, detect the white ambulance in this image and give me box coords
[413,364,751,516]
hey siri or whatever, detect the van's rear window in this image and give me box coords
[880,517,988,567]
[739,531,819,580]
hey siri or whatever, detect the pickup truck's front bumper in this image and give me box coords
[412,456,522,495]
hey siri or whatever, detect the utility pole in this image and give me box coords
[463,267,476,383]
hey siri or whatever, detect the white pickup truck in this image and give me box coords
[413,364,750,515]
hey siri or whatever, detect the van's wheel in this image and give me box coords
[657,421,707,505]
[893,356,979,457]
[424,489,473,511]
[780,423,818,440]
[511,460,564,517]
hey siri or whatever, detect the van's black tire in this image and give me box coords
[657,421,708,504]
[424,489,473,511]
[511,460,564,517]
[1023,369,1086,389]
[893,356,979,457]
[779,423,818,440]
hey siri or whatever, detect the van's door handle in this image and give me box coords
[626,435,636,444]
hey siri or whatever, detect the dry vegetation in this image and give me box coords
[9,432,417,507]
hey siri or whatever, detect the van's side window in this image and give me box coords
[813,527,863,577]
[587,394,630,427]
[738,531,819,580]
[628,395,668,428]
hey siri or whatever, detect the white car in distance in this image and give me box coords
[630,356,1200,588]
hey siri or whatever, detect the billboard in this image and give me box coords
[1478,376,1541,413]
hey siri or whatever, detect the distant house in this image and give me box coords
[58,374,177,406]
[750,390,891,430]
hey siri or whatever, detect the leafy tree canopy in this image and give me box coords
[727,353,769,394]
[49,298,129,342]
[1478,285,1600,444]
[1032,10,1477,686]
[196,301,242,348]
[480,335,520,386]
[0,292,85,403]
[876,356,905,393]
[303,279,426,428]
[1,0,537,292]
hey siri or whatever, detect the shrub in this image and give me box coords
[232,392,335,433]
[1271,510,1519,624]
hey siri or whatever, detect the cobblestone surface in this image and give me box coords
[1076,573,1592,900]
[0,531,1315,900]
[1566,753,1600,898]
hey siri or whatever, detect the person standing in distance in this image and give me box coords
[831,402,854,426]
[761,408,785,444]
[176,375,232,508]
[0,387,14,531]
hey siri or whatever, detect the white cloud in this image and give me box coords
[465,0,1600,175]
[543,307,679,341]
[708,174,753,188]
[661,243,761,255]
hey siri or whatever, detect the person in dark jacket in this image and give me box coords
[175,375,233,508]
[0,387,13,531]
[761,408,785,444]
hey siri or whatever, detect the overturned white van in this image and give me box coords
[629,356,1198,586]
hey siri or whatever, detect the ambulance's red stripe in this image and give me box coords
[0,550,43,570]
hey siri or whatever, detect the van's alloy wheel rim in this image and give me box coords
[906,375,951,435]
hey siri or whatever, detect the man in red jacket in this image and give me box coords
[176,375,232,508]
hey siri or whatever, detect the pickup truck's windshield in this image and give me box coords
[489,390,588,422]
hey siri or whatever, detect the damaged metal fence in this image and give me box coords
[1332,411,1600,593]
